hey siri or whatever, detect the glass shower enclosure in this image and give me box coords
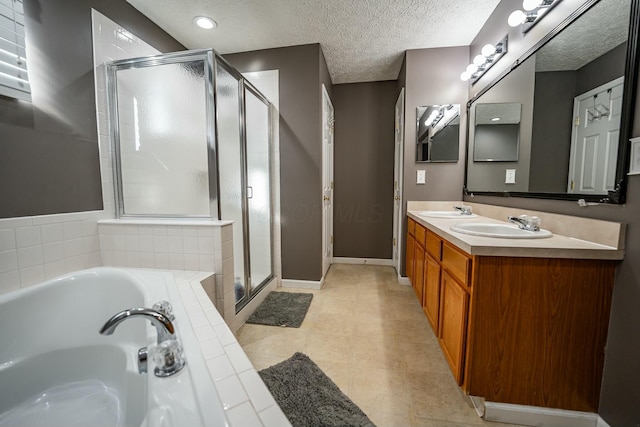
[106,49,274,310]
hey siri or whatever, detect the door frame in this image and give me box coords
[393,88,405,277]
[321,84,334,278]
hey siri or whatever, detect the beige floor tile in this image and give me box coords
[351,334,406,370]
[236,265,515,427]
[407,371,480,424]
[367,408,415,427]
[349,366,412,417]
[304,332,354,364]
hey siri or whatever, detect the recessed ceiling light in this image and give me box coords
[193,16,217,30]
[491,117,501,121]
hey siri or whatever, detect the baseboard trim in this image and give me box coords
[332,257,393,266]
[398,276,410,286]
[596,416,610,427]
[281,278,323,290]
[484,401,598,427]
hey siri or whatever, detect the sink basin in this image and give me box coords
[416,211,478,219]
[450,223,553,239]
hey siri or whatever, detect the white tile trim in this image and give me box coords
[596,416,611,427]
[281,278,323,290]
[484,401,598,427]
[397,275,410,286]
[332,257,394,266]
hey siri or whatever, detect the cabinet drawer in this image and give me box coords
[415,223,427,248]
[426,231,442,260]
[442,242,471,287]
[408,217,416,236]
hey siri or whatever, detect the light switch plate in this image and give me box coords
[417,170,426,184]
[505,169,516,184]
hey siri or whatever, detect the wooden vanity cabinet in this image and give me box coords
[405,215,617,412]
[406,218,415,285]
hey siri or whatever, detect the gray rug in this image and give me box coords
[259,353,376,427]
[246,292,313,328]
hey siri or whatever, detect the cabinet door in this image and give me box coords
[439,270,469,385]
[406,232,415,284]
[423,254,441,332]
[414,243,425,304]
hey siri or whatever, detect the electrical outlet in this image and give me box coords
[505,169,516,184]
[417,170,426,184]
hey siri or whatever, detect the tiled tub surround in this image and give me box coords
[98,219,279,333]
[0,211,103,293]
[407,201,624,259]
[173,271,290,427]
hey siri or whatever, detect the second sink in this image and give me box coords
[450,223,553,239]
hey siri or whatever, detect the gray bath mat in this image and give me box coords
[246,292,313,328]
[259,352,376,427]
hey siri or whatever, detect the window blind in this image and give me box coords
[0,0,30,101]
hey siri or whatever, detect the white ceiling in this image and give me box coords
[125,0,501,84]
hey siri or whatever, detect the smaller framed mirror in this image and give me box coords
[473,102,521,162]
[416,104,460,162]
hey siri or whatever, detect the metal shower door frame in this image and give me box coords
[106,49,219,219]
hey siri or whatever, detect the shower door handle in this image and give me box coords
[247,186,253,199]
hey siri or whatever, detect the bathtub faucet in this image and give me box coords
[100,307,186,377]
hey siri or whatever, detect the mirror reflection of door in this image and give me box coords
[568,77,624,194]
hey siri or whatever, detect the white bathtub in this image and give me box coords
[0,268,227,427]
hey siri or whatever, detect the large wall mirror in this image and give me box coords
[466,0,639,203]
[416,104,460,162]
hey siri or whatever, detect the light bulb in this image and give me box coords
[508,10,527,27]
[481,44,497,57]
[523,0,542,11]
[193,16,217,29]
[473,55,486,66]
[460,71,471,82]
[466,63,478,74]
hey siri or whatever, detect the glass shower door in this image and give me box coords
[244,86,273,292]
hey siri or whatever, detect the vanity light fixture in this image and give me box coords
[508,0,561,32]
[193,16,217,30]
[460,35,508,84]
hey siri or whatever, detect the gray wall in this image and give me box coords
[466,1,640,424]
[399,46,469,275]
[529,71,576,192]
[575,42,627,96]
[0,0,184,218]
[332,81,396,259]
[225,44,330,281]
[467,58,535,193]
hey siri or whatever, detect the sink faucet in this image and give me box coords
[508,215,541,231]
[100,306,186,377]
[454,205,473,215]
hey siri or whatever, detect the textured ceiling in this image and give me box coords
[535,0,630,72]
[125,0,501,84]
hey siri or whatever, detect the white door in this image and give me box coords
[568,77,624,194]
[392,88,405,274]
[322,85,334,277]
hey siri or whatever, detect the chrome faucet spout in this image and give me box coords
[100,308,175,344]
[454,205,472,215]
[507,215,541,231]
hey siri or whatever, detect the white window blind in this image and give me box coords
[0,0,30,101]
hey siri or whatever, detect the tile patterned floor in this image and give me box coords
[236,264,519,427]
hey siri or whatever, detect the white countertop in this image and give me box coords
[408,211,624,260]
